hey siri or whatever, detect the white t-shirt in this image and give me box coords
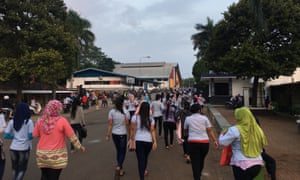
[0,113,6,133]
[184,113,211,141]
[131,115,155,142]
[5,119,34,150]
[108,108,130,135]
[150,100,163,117]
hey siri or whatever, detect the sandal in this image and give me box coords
[119,169,125,176]
[144,169,149,176]
[114,168,120,180]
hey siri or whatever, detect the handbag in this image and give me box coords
[219,145,232,166]
[81,126,87,138]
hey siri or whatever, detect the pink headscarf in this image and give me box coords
[38,100,63,135]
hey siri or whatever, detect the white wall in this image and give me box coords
[265,68,300,87]
[232,79,251,96]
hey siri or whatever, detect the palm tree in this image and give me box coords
[65,10,95,69]
[191,17,215,59]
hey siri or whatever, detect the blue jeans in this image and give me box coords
[10,149,30,180]
[112,134,127,169]
[135,141,152,180]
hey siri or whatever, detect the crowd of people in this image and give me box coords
[0,88,275,180]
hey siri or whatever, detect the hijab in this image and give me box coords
[13,102,31,131]
[38,100,62,135]
[235,107,268,157]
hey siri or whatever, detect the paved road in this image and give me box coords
[2,105,299,179]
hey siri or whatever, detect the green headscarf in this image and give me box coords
[235,107,268,158]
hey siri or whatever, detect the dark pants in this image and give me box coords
[135,141,152,180]
[154,116,163,136]
[262,151,276,180]
[232,165,261,180]
[112,134,127,169]
[70,124,83,150]
[10,149,30,180]
[188,142,209,180]
[40,168,62,180]
[182,136,188,155]
[163,121,176,147]
[0,159,5,180]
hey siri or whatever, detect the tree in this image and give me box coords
[191,17,214,86]
[203,0,300,106]
[65,10,95,70]
[191,17,215,59]
[0,0,78,101]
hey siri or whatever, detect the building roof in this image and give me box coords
[73,68,135,78]
[114,61,178,78]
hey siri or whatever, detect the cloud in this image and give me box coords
[64,0,239,77]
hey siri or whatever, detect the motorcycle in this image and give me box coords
[29,102,42,115]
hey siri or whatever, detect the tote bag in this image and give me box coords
[219,145,232,166]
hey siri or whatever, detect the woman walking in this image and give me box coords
[219,107,268,180]
[150,94,164,137]
[129,101,157,180]
[184,104,219,180]
[69,97,86,153]
[106,96,130,178]
[33,100,85,180]
[4,102,34,180]
[163,98,177,149]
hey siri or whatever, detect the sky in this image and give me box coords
[64,0,239,78]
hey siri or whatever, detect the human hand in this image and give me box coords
[105,135,110,141]
[213,141,219,149]
[152,142,157,150]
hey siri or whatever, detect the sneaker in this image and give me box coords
[165,146,169,149]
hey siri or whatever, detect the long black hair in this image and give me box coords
[13,102,31,131]
[115,96,124,114]
[139,102,150,130]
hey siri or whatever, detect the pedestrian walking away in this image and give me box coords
[162,98,177,149]
[219,107,268,180]
[4,102,34,180]
[184,103,219,180]
[129,101,157,180]
[33,100,86,180]
[69,97,86,154]
[150,94,164,137]
[106,96,130,178]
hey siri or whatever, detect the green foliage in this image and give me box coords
[0,0,77,101]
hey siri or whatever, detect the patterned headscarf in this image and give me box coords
[235,107,268,157]
[38,100,63,135]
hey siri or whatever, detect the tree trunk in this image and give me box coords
[251,76,259,107]
[51,83,57,100]
[16,81,23,103]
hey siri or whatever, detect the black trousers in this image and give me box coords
[188,142,209,180]
[232,165,261,180]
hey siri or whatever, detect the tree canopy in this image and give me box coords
[193,0,300,106]
[0,0,117,101]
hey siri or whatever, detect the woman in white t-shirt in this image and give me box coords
[106,96,130,178]
[130,101,157,180]
[4,102,34,180]
[0,109,6,179]
[184,104,218,180]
